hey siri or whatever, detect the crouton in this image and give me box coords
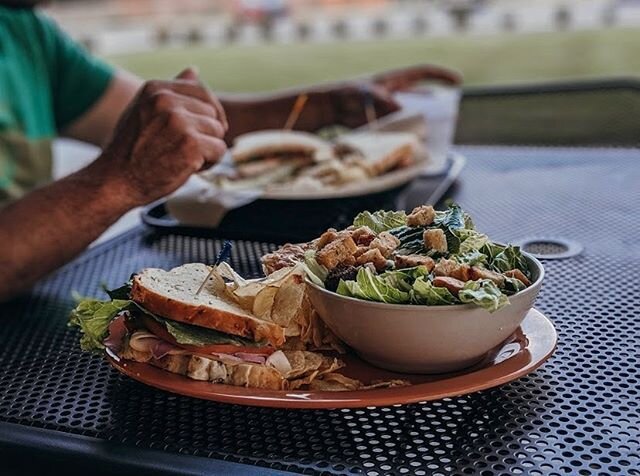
[354,246,369,258]
[394,254,435,271]
[356,248,388,271]
[350,226,376,246]
[432,276,466,296]
[342,255,357,267]
[504,269,531,286]
[370,231,400,258]
[316,234,358,270]
[316,229,339,250]
[470,267,505,286]
[423,229,448,253]
[434,258,471,281]
[407,205,436,227]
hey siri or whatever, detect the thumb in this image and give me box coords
[176,66,199,81]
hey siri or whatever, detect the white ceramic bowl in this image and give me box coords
[307,254,544,374]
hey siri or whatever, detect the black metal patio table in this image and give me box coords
[0,145,638,476]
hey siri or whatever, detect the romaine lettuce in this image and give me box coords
[491,245,530,278]
[458,280,509,312]
[350,267,410,304]
[391,226,427,255]
[336,279,365,299]
[503,277,527,295]
[68,298,130,352]
[412,277,458,305]
[455,250,488,266]
[433,204,467,231]
[380,265,431,292]
[303,250,328,287]
[353,210,407,234]
[455,229,490,255]
[158,314,265,347]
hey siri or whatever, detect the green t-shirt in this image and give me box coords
[0,7,114,205]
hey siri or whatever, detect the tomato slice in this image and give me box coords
[139,315,275,356]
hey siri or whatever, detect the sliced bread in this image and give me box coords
[231,130,335,163]
[121,338,287,390]
[336,132,419,176]
[130,263,285,346]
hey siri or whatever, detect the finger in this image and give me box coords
[195,134,227,167]
[185,112,226,138]
[149,88,223,125]
[176,67,228,131]
[207,92,228,132]
[169,82,229,131]
[146,80,229,130]
[175,66,199,81]
[170,71,229,132]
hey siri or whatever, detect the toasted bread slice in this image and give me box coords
[232,130,335,163]
[120,338,287,390]
[336,132,419,176]
[131,263,285,346]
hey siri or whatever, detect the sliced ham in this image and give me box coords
[234,353,267,365]
[103,314,128,354]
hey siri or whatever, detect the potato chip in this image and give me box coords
[206,267,242,305]
[289,371,320,390]
[309,373,361,391]
[361,379,412,390]
[252,286,279,320]
[216,262,248,288]
[271,273,305,327]
[283,351,343,379]
[284,350,324,378]
[279,337,306,351]
[284,321,301,337]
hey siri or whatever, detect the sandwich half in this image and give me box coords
[335,131,422,176]
[230,130,335,180]
[70,263,346,390]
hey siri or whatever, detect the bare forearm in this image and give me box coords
[221,88,335,143]
[0,160,135,301]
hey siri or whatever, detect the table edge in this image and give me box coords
[0,421,295,476]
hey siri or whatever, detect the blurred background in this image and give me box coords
[45,0,640,91]
[42,0,639,240]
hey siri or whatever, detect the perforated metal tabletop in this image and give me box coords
[1,146,638,475]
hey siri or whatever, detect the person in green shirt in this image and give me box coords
[0,3,459,301]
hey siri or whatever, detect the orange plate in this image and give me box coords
[107,309,557,409]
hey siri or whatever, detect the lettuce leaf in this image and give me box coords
[303,250,328,287]
[68,298,130,352]
[104,281,132,300]
[158,315,265,347]
[455,229,490,255]
[455,250,488,266]
[341,267,410,304]
[380,266,432,292]
[391,226,427,255]
[430,204,474,255]
[503,277,527,295]
[125,300,264,347]
[412,277,457,305]
[433,204,467,231]
[357,267,410,304]
[491,245,530,278]
[479,242,504,261]
[353,210,407,234]
[458,280,509,312]
[336,279,365,299]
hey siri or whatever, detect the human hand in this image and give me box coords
[327,64,462,128]
[96,68,228,206]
